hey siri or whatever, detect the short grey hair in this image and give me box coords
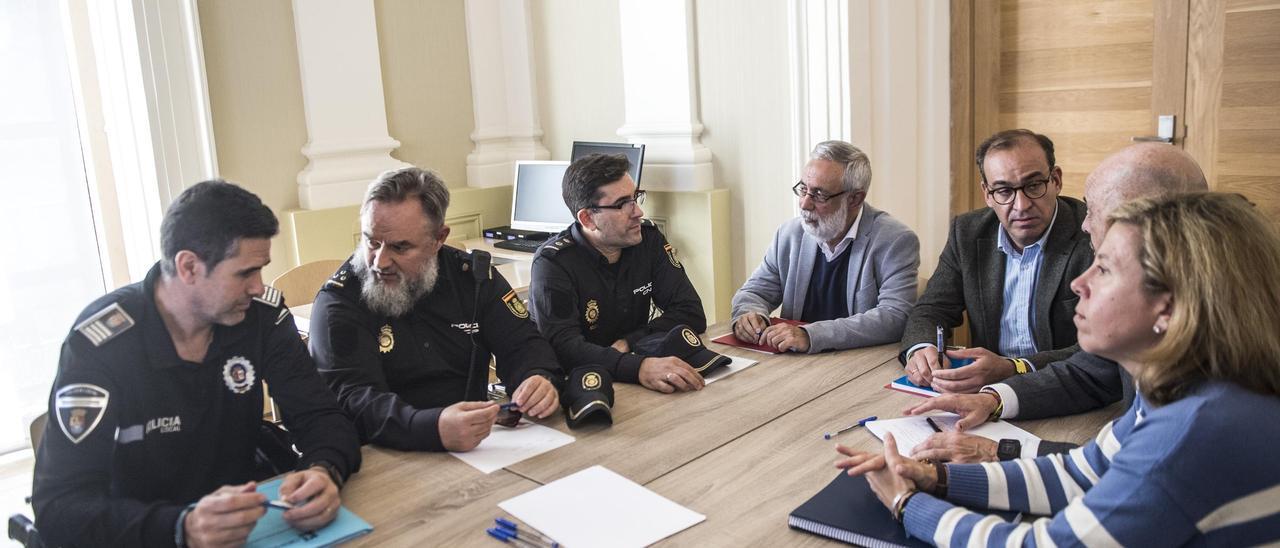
[810,140,872,195]
[361,167,451,230]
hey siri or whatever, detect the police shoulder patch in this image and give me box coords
[55,383,109,444]
[538,236,575,258]
[74,303,135,347]
[502,290,529,319]
[324,268,351,289]
[253,285,283,308]
[664,243,683,269]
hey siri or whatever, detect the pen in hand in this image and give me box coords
[263,499,294,511]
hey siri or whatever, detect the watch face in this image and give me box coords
[998,439,1021,460]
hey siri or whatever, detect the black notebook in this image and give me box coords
[788,472,930,548]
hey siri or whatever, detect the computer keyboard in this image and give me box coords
[493,238,546,253]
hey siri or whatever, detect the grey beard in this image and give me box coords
[352,252,439,318]
[800,203,849,242]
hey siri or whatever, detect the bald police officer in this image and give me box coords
[529,153,708,394]
[34,180,360,547]
[310,167,563,452]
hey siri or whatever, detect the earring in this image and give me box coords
[1153,325,1164,335]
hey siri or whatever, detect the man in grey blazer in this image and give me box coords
[731,140,920,353]
[901,129,1093,393]
[905,143,1207,461]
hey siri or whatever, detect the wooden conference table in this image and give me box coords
[331,322,1121,547]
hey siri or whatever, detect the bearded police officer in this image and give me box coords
[528,153,708,394]
[309,167,563,452]
[34,181,361,547]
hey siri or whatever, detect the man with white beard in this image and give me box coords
[309,167,563,452]
[730,140,920,353]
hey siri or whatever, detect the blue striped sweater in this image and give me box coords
[903,380,1280,546]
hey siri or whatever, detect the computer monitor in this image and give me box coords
[509,161,576,233]
[570,141,645,185]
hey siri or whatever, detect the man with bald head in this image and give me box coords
[906,143,1207,462]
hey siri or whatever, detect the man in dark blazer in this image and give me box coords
[900,129,1092,393]
[903,143,1208,461]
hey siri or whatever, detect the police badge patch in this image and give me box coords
[222,356,256,394]
[585,299,600,326]
[55,384,109,444]
[582,371,602,390]
[502,290,529,319]
[664,243,682,268]
[378,325,395,353]
[681,327,701,347]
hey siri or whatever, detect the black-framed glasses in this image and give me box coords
[588,190,646,212]
[984,178,1051,205]
[792,181,848,204]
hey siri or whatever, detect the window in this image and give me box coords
[0,0,111,453]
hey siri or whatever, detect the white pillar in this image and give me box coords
[463,0,549,188]
[292,0,409,209]
[616,0,714,191]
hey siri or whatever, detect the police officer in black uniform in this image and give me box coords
[529,153,708,394]
[309,167,563,452]
[33,181,361,547]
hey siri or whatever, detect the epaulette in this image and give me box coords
[324,267,353,290]
[253,285,283,308]
[74,303,135,347]
[538,236,575,258]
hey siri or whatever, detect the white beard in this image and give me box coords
[800,201,850,242]
[352,251,439,317]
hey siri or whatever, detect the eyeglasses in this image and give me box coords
[984,178,1052,205]
[792,181,848,204]
[588,190,646,213]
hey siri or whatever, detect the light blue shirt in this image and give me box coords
[994,204,1058,359]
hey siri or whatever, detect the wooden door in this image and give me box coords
[1185,0,1280,224]
[952,0,1190,212]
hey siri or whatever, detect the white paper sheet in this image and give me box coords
[864,413,1041,458]
[703,355,758,384]
[499,465,705,548]
[449,419,575,474]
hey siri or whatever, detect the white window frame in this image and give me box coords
[60,0,218,287]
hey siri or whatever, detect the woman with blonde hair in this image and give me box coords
[837,192,1280,546]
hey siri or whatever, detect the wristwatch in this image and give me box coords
[996,438,1022,460]
[310,460,345,490]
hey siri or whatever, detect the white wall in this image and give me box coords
[529,0,626,160]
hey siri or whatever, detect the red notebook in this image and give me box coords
[709,318,808,354]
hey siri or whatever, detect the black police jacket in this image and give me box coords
[32,263,361,547]
[529,221,706,382]
[309,247,562,452]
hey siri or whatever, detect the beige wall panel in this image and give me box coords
[1001,44,1153,91]
[197,0,307,217]
[198,0,309,282]
[1001,0,1153,51]
[1216,175,1280,222]
[999,110,1151,133]
[1000,88,1150,112]
[1222,82,1280,107]
[1217,129,1280,153]
[693,0,794,292]
[1218,107,1280,130]
[1227,0,1280,10]
[530,0,626,160]
[374,0,474,186]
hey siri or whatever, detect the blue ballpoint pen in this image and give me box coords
[487,527,540,548]
[496,518,560,548]
[823,416,878,440]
